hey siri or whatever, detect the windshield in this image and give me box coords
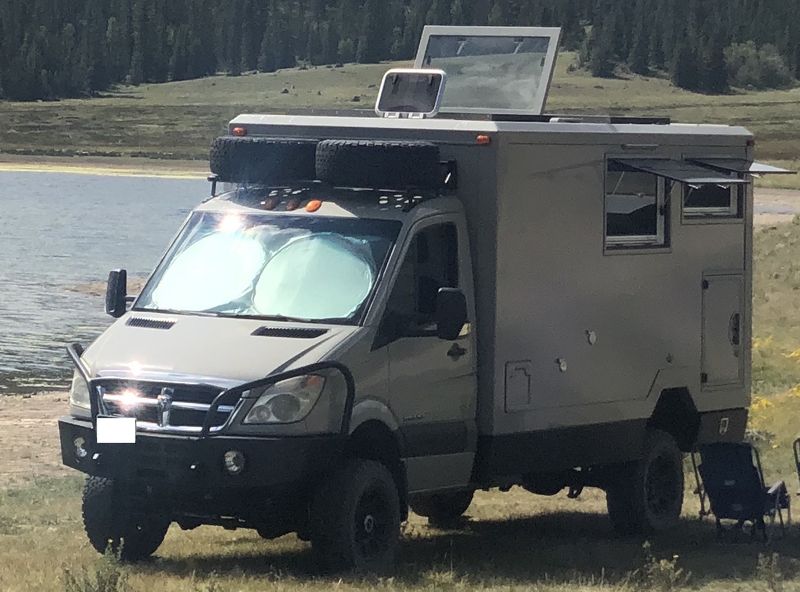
[136,212,400,324]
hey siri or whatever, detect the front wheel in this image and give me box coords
[82,476,169,561]
[310,459,401,574]
[606,429,684,535]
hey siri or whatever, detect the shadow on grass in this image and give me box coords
[147,510,800,586]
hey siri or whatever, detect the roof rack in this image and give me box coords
[467,113,671,125]
[260,108,671,126]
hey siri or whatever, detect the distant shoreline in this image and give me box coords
[0,153,208,179]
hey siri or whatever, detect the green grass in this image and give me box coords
[3,475,800,592]
[0,53,798,187]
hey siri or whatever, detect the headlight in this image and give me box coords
[243,375,326,424]
[69,370,91,410]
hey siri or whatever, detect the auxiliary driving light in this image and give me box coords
[73,437,89,459]
[223,450,245,475]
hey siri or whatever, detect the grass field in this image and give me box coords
[0,53,798,186]
[1,220,800,591]
[4,476,800,592]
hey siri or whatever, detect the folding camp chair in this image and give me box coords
[691,442,790,541]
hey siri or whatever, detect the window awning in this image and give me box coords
[611,159,750,185]
[689,158,795,175]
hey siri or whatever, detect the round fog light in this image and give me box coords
[223,450,245,475]
[73,437,88,459]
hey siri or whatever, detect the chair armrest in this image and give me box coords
[768,481,787,496]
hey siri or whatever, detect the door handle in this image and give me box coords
[729,313,741,347]
[447,343,467,360]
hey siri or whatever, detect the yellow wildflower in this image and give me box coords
[751,396,774,412]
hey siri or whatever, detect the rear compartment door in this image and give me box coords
[701,273,744,389]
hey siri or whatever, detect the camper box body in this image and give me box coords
[231,113,754,483]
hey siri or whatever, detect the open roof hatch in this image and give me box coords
[414,25,561,117]
[375,68,447,119]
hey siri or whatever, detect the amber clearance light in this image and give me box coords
[232,127,248,137]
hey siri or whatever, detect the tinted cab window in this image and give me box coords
[380,223,458,343]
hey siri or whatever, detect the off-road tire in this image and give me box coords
[209,136,318,184]
[310,459,401,574]
[315,140,441,190]
[410,490,474,527]
[605,429,684,535]
[82,476,169,561]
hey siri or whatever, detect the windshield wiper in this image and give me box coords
[133,308,223,318]
[244,314,326,324]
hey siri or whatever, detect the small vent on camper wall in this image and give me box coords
[252,327,328,339]
[126,317,176,330]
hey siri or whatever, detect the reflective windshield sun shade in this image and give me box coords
[135,211,401,324]
[414,26,561,116]
[689,158,796,175]
[611,159,751,186]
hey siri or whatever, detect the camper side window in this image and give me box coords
[605,166,667,249]
[683,182,742,219]
[380,223,459,343]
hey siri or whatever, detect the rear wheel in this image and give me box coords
[310,459,401,574]
[606,429,684,535]
[82,476,169,561]
[410,490,474,527]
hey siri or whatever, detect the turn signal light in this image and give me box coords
[232,127,248,137]
[306,200,323,212]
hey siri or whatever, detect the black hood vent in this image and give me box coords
[252,326,328,339]
[126,317,176,330]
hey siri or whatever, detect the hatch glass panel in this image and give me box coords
[414,26,561,115]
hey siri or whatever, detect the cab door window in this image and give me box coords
[379,223,458,344]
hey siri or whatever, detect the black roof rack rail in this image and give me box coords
[243,109,671,125]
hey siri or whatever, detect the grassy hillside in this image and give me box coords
[0,52,798,183]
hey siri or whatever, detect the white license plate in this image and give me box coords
[96,417,137,444]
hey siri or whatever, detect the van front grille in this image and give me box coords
[96,380,230,430]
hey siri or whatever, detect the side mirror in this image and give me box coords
[435,288,467,341]
[105,269,128,318]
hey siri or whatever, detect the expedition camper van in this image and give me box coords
[58,26,791,572]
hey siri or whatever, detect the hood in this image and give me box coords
[82,313,359,388]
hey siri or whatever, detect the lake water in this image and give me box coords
[0,171,206,393]
[0,170,794,394]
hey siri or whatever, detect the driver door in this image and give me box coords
[376,217,476,494]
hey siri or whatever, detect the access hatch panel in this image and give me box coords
[414,26,561,116]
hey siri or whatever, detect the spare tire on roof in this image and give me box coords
[209,137,318,184]
[315,140,441,190]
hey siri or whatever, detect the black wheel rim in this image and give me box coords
[354,486,391,562]
[646,453,680,518]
